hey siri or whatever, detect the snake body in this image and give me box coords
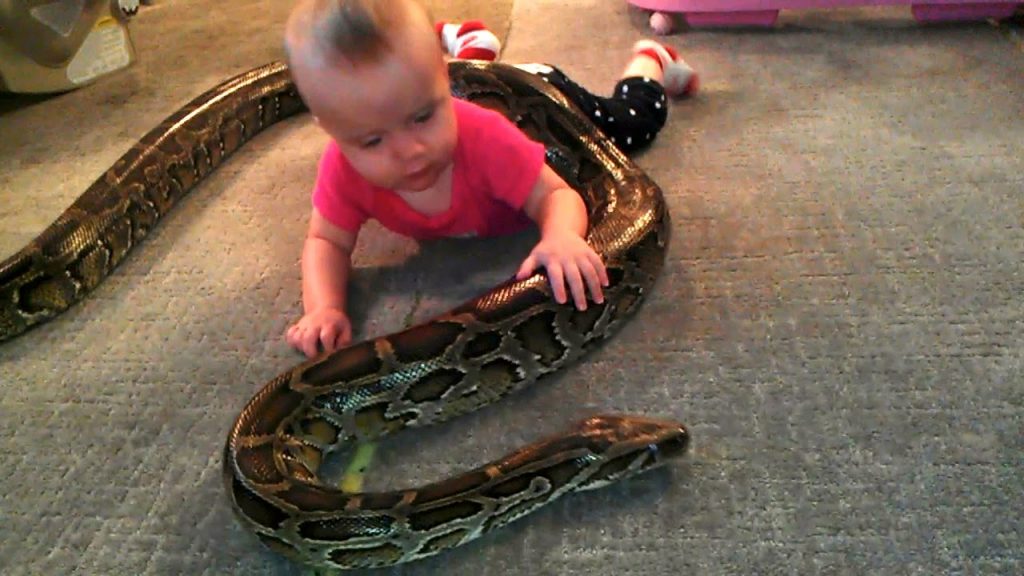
[0,61,688,570]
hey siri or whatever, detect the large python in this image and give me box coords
[0,60,689,570]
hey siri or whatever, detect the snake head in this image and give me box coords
[573,414,689,490]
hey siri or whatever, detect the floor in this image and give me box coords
[1,1,1022,575]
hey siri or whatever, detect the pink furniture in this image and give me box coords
[628,0,1021,29]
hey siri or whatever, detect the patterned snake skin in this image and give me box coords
[0,61,689,570]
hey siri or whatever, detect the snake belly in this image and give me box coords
[0,60,689,570]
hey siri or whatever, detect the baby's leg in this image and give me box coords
[518,65,665,153]
[630,40,699,98]
[516,43,696,153]
[436,20,500,61]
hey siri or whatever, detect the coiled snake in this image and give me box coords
[0,61,689,570]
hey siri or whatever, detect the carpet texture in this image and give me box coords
[0,1,1021,575]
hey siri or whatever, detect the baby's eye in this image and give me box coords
[413,108,434,124]
[361,136,382,149]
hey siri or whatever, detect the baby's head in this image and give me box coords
[285,0,457,192]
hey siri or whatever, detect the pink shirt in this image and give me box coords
[312,98,547,239]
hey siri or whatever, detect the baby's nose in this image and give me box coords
[391,131,427,160]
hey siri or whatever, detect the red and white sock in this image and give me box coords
[632,39,698,97]
[435,20,501,61]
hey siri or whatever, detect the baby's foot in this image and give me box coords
[633,39,699,97]
[436,20,501,61]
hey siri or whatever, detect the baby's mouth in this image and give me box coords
[405,163,433,180]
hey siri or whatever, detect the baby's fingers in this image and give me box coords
[563,262,589,310]
[545,262,567,304]
[320,325,341,354]
[324,319,354,353]
[578,258,605,305]
[300,328,321,359]
[338,321,352,347]
[331,320,353,350]
[516,255,538,280]
[286,323,308,354]
[589,251,609,287]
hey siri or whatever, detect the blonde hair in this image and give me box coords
[284,0,430,67]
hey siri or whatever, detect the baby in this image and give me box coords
[283,0,697,358]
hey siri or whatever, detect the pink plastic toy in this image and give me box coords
[628,0,1022,32]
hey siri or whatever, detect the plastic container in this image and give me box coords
[0,0,135,93]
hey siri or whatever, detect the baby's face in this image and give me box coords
[298,29,457,193]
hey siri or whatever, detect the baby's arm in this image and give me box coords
[286,208,358,358]
[516,165,609,310]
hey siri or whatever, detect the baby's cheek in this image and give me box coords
[348,152,394,188]
[436,109,459,158]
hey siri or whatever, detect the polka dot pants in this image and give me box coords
[525,64,669,153]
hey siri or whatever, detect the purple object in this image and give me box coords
[628,0,1020,30]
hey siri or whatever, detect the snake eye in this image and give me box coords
[646,443,659,459]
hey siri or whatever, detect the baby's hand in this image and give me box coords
[286,307,352,358]
[516,231,609,310]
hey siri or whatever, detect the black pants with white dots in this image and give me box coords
[519,63,669,153]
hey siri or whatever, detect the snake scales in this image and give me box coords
[0,60,689,570]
